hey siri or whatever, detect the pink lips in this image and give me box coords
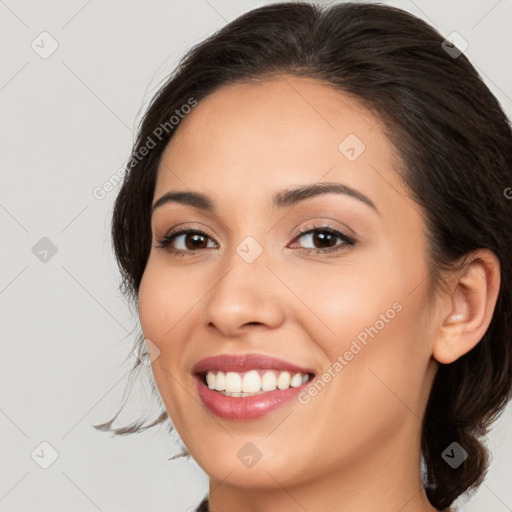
[192,353,315,375]
[192,353,315,420]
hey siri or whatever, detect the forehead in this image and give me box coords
[155,75,409,210]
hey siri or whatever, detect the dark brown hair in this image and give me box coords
[94,2,512,509]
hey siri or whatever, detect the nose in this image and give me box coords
[200,251,286,338]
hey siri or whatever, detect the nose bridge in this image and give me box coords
[200,234,286,335]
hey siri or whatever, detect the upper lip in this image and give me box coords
[192,353,316,375]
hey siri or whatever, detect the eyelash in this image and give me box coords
[155,222,356,258]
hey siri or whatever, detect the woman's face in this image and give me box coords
[138,76,440,490]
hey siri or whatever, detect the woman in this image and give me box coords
[95,2,512,511]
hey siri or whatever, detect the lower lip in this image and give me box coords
[195,375,312,420]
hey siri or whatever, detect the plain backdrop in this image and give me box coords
[1,0,511,511]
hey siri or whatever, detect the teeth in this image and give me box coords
[225,372,242,393]
[206,372,215,389]
[204,369,311,396]
[261,371,277,392]
[214,371,225,391]
[276,371,291,390]
[290,373,303,387]
[242,370,261,393]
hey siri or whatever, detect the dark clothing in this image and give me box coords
[196,496,209,511]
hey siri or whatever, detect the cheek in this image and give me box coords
[137,262,201,424]
[138,260,202,341]
[138,269,167,344]
[285,250,408,353]
[137,261,201,402]
[295,239,433,401]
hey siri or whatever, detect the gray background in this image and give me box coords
[1,0,511,511]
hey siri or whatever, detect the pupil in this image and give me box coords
[186,234,207,250]
[313,231,336,248]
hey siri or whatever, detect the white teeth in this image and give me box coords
[261,371,277,392]
[206,372,215,388]
[242,370,261,393]
[225,372,242,393]
[276,371,291,390]
[290,373,303,387]
[214,371,225,391]
[204,369,311,396]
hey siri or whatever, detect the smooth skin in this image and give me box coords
[138,75,500,512]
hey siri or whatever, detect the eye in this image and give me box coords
[155,229,217,254]
[289,223,356,254]
[155,223,356,257]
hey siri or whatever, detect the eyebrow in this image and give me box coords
[151,182,378,215]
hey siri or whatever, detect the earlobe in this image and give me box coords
[432,249,501,365]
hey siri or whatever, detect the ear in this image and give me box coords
[432,249,501,364]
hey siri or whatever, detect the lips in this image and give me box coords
[192,353,316,420]
[192,353,316,375]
